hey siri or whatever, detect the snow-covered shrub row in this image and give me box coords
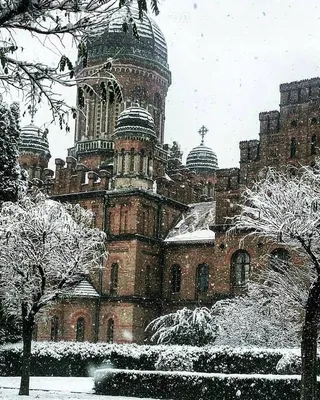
[94,369,303,400]
[0,341,305,376]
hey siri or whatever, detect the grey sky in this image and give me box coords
[21,0,320,170]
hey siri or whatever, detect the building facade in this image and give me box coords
[19,3,320,343]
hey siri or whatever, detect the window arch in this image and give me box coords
[171,264,181,294]
[269,248,290,273]
[231,251,250,287]
[196,263,209,294]
[50,316,59,342]
[110,263,119,295]
[76,317,85,342]
[107,319,114,343]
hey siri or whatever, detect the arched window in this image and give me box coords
[76,317,85,342]
[269,248,290,273]
[196,263,209,294]
[121,148,125,173]
[107,319,114,343]
[110,263,119,295]
[50,316,59,342]
[290,138,297,158]
[171,264,181,294]
[311,135,317,155]
[231,251,250,287]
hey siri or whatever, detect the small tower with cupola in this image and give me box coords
[112,104,158,190]
[19,103,51,184]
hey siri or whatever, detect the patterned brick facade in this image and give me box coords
[18,5,319,344]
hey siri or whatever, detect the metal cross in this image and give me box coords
[198,125,208,145]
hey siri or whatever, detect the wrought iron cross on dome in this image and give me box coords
[199,125,208,145]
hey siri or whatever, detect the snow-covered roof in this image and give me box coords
[68,280,99,298]
[165,201,216,244]
[165,229,215,244]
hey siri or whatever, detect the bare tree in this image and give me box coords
[234,164,320,400]
[0,0,159,123]
[0,193,106,395]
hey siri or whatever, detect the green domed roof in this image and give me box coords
[113,105,156,140]
[20,124,50,159]
[87,3,168,69]
[186,143,218,173]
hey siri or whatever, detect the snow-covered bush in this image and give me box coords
[276,350,301,375]
[213,283,302,348]
[154,347,198,371]
[146,307,217,346]
[0,341,303,376]
[94,368,302,399]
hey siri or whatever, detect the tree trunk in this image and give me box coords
[300,279,320,400]
[19,305,33,396]
[300,321,318,400]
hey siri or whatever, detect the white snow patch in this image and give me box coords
[164,229,215,243]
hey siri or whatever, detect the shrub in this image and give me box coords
[94,369,305,400]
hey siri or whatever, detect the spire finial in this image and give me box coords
[29,85,37,124]
[198,125,208,145]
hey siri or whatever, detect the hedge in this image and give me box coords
[0,341,308,377]
[94,369,305,400]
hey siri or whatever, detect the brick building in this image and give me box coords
[19,3,320,343]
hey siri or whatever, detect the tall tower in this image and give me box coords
[69,2,171,170]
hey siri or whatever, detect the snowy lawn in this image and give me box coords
[0,376,162,399]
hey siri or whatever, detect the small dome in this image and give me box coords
[113,105,156,140]
[186,143,218,173]
[86,3,168,69]
[20,124,51,159]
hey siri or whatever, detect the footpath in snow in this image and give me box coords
[0,376,162,400]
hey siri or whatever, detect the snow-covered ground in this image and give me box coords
[0,377,161,399]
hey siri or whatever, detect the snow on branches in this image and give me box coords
[0,0,159,121]
[146,307,217,346]
[234,165,320,270]
[0,100,27,202]
[0,193,107,320]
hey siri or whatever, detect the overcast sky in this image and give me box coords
[20,0,320,170]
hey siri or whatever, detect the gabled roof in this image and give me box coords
[68,280,99,298]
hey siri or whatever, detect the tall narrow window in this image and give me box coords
[140,149,145,174]
[50,316,59,342]
[76,317,85,342]
[171,264,181,294]
[269,248,290,273]
[107,319,114,343]
[290,138,297,158]
[121,148,125,174]
[110,263,119,295]
[91,205,98,228]
[231,251,250,287]
[145,265,151,296]
[196,264,209,294]
[130,148,135,172]
[311,135,317,155]
[120,207,128,234]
